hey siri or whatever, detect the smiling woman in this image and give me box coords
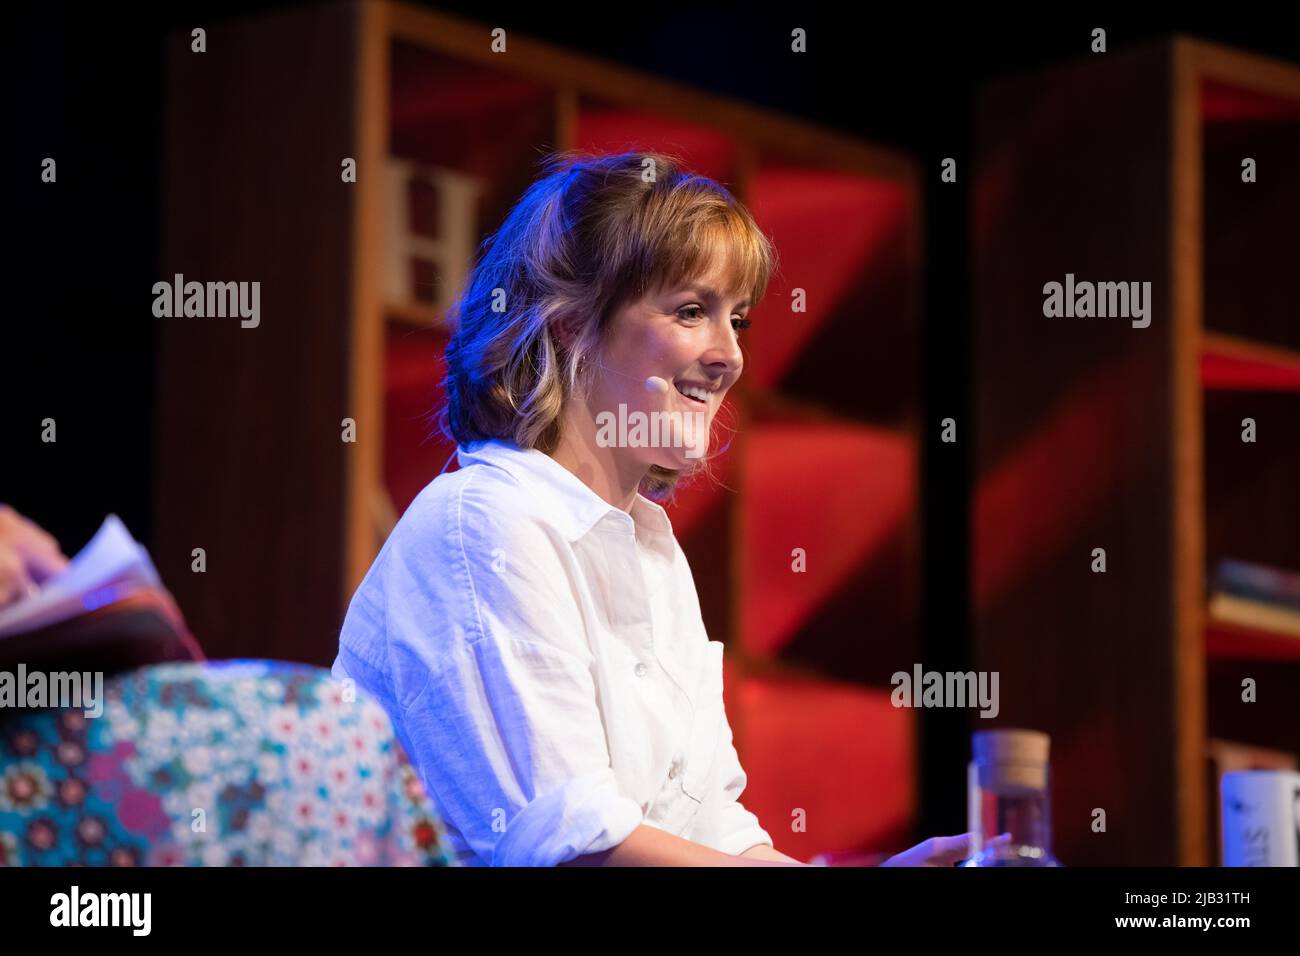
[335,148,983,867]
[333,150,968,867]
[332,150,802,867]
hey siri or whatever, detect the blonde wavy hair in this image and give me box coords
[437,149,776,502]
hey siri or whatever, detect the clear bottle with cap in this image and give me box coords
[960,728,1061,867]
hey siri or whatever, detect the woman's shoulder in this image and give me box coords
[392,462,565,559]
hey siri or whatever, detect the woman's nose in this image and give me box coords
[710,320,744,375]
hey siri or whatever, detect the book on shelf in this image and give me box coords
[1208,558,1300,639]
[0,515,203,674]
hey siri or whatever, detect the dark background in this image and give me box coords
[5,2,1298,839]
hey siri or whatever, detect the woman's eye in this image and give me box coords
[677,305,749,334]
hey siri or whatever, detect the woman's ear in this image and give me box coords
[552,310,582,352]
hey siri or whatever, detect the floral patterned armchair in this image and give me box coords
[0,660,457,866]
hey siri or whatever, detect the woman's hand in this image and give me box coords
[0,505,69,608]
[880,832,977,867]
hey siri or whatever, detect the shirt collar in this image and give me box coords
[455,438,675,544]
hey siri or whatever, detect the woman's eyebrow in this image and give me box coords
[677,286,751,309]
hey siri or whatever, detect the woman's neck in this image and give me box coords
[548,399,646,513]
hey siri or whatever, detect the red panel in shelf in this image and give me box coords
[1201,79,1300,123]
[384,323,454,515]
[746,167,908,389]
[974,348,1155,613]
[740,421,914,656]
[1201,339,1300,391]
[573,106,737,182]
[390,43,554,168]
[1206,620,1300,662]
[729,672,916,859]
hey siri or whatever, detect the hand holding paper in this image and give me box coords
[0,505,69,608]
[0,513,164,639]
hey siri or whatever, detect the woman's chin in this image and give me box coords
[648,442,707,471]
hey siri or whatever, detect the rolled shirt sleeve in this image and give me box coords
[382,483,645,867]
[712,707,774,857]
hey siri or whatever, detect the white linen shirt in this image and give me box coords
[331,437,773,866]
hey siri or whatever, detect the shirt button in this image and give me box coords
[634,662,648,678]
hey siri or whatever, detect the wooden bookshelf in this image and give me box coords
[972,36,1300,866]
